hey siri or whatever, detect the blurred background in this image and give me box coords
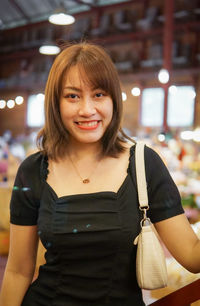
[0,0,200,304]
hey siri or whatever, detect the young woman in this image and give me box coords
[0,42,199,306]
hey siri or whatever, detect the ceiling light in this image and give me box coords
[131,87,141,96]
[7,99,15,109]
[48,10,75,25]
[39,45,60,55]
[158,68,169,84]
[0,100,6,109]
[15,96,24,105]
[169,85,177,94]
[122,92,127,101]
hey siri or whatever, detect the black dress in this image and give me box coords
[10,145,184,306]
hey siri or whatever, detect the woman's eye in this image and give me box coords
[95,92,104,98]
[69,94,78,99]
[65,93,79,100]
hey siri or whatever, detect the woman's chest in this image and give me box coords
[37,178,141,253]
[46,149,131,198]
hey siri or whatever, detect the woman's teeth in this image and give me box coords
[77,121,98,126]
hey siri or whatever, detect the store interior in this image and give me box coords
[0,0,200,304]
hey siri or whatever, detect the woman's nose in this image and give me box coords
[78,98,96,117]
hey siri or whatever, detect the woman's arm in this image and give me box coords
[0,224,39,306]
[155,213,200,273]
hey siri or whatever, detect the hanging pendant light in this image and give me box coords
[48,3,75,26]
[39,44,60,55]
[49,12,75,25]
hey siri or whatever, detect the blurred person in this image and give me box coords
[0,42,200,306]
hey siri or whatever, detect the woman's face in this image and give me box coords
[60,65,113,146]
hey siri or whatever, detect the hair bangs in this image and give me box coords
[76,61,113,98]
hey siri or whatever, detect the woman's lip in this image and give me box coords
[75,120,101,130]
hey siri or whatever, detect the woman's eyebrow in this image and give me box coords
[92,86,105,91]
[63,86,82,92]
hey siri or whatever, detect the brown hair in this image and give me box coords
[37,42,133,160]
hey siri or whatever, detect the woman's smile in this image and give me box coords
[75,120,101,130]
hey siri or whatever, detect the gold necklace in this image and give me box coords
[68,154,100,184]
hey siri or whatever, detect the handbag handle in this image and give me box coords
[135,142,150,221]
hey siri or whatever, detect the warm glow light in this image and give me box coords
[158,134,165,142]
[15,96,24,105]
[39,45,60,55]
[0,100,6,109]
[122,92,127,101]
[169,85,177,94]
[180,131,193,140]
[131,87,141,96]
[158,69,169,84]
[7,99,15,109]
[48,13,75,25]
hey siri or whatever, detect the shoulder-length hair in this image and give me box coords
[37,42,133,160]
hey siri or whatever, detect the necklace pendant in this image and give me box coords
[83,178,90,184]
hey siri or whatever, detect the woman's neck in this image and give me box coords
[66,141,102,161]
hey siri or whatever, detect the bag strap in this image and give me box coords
[135,142,150,221]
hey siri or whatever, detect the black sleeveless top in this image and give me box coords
[10,145,184,306]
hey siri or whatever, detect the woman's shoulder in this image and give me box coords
[128,141,164,161]
[18,151,44,174]
[127,141,156,156]
[128,142,167,175]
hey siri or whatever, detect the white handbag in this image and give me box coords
[133,142,168,290]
